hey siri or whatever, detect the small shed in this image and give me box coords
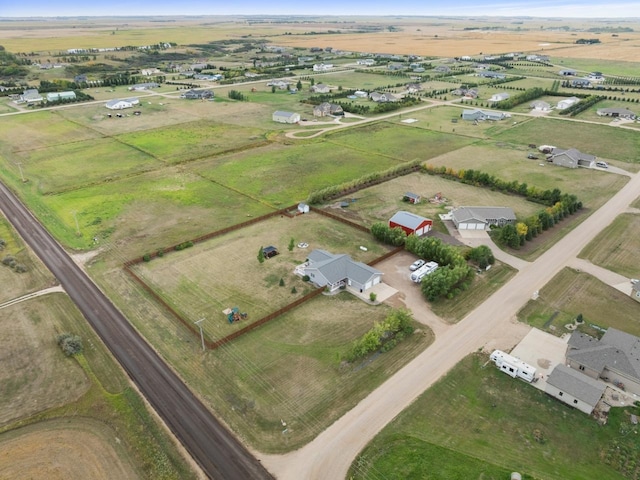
[298,203,310,214]
[262,246,279,258]
[402,192,421,204]
[389,211,432,236]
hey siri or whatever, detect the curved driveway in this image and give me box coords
[0,181,273,480]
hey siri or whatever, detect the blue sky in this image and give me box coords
[2,1,639,18]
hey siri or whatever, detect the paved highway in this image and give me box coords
[0,180,274,480]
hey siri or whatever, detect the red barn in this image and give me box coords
[389,211,432,236]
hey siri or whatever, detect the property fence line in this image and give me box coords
[210,287,325,349]
[124,204,299,267]
[368,245,405,266]
[309,206,370,233]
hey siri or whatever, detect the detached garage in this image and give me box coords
[389,211,432,236]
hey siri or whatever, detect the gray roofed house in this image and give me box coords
[557,96,580,110]
[548,148,596,169]
[180,89,214,100]
[310,83,330,94]
[451,206,516,231]
[461,109,508,121]
[272,111,300,124]
[545,364,606,415]
[369,92,399,103]
[489,92,510,102]
[313,102,344,117]
[567,328,640,396]
[530,100,551,111]
[597,108,636,119]
[478,71,506,79]
[302,249,382,293]
[17,89,43,104]
[570,79,591,88]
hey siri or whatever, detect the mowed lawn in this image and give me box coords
[579,213,640,279]
[493,117,640,164]
[349,353,637,480]
[328,171,543,229]
[196,142,404,206]
[518,268,640,338]
[0,110,101,152]
[12,137,162,194]
[324,120,476,160]
[39,168,274,252]
[98,262,435,453]
[133,212,390,338]
[425,142,629,210]
[116,120,268,164]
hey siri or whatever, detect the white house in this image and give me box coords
[302,249,382,293]
[105,98,139,110]
[310,84,330,94]
[530,100,551,112]
[313,63,333,72]
[489,92,510,102]
[272,111,300,124]
[357,59,375,66]
[461,109,508,122]
[17,89,43,104]
[557,97,580,110]
[140,68,162,76]
[354,90,368,98]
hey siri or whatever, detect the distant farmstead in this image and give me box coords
[597,108,636,119]
[272,111,300,124]
[388,211,432,236]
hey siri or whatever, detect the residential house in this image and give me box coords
[46,91,76,102]
[357,59,375,66]
[105,98,139,110]
[180,89,214,100]
[478,71,506,79]
[545,364,606,415]
[369,92,399,103]
[570,79,592,88]
[74,74,88,83]
[433,65,451,74]
[310,84,330,94]
[461,109,508,122]
[272,111,300,124]
[530,100,551,112]
[489,92,510,102]
[190,63,209,71]
[388,211,432,236]
[312,102,344,117]
[387,63,405,71]
[267,80,291,90]
[313,63,333,72]
[556,97,580,110]
[302,249,382,293]
[451,206,516,230]
[559,68,577,76]
[412,67,426,73]
[17,89,43,104]
[140,68,162,76]
[566,328,640,396]
[587,72,604,81]
[354,90,368,98]
[405,83,422,94]
[547,148,595,169]
[128,82,160,91]
[452,88,478,98]
[597,108,636,119]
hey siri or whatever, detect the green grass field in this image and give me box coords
[518,267,640,338]
[350,352,640,480]
[493,117,640,164]
[578,213,640,279]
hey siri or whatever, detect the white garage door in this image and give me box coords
[459,223,469,230]
[373,277,381,286]
[416,227,425,236]
[365,281,372,290]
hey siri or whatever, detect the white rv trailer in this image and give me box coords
[490,350,536,382]
[410,261,439,283]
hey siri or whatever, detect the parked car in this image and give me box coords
[409,259,425,271]
[527,153,539,160]
[596,161,608,168]
[631,279,639,285]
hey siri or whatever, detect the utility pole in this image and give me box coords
[15,162,25,182]
[194,318,206,351]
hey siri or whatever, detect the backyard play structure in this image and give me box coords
[223,307,248,323]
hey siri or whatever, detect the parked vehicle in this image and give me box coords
[596,161,608,168]
[409,259,425,271]
[527,153,539,159]
[490,350,536,382]
[410,261,438,283]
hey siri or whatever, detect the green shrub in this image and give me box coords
[142,253,151,262]
[56,333,83,356]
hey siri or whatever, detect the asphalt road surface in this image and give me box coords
[0,181,274,480]
[262,170,640,479]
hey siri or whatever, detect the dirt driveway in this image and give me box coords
[375,250,451,337]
